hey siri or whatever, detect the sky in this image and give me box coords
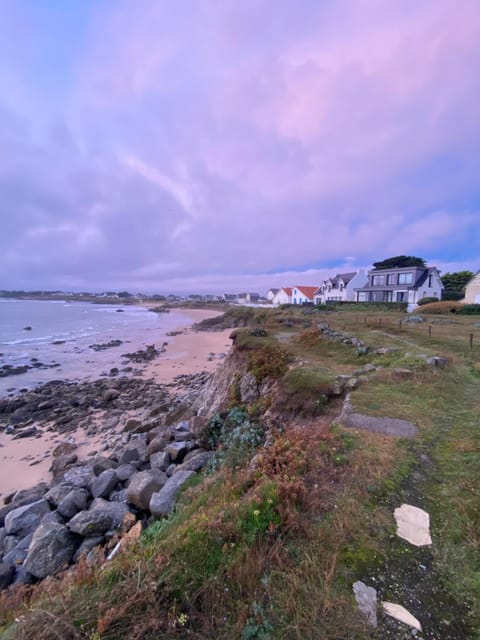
[0,0,479,295]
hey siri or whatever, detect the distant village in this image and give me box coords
[2,259,479,307]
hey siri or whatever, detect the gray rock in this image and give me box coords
[175,451,212,473]
[13,565,35,586]
[146,434,170,457]
[406,315,424,323]
[2,533,33,565]
[239,372,259,403]
[165,441,190,463]
[0,528,6,556]
[73,535,104,562]
[50,453,79,477]
[150,470,195,518]
[12,483,49,505]
[425,356,448,368]
[41,510,65,526]
[89,498,129,526]
[127,470,167,510]
[165,464,176,477]
[340,412,417,437]
[90,469,118,499]
[115,464,137,482]
[2,536,20,555]
[92,457,117,476]
[57,489,89,519]
[63,465,94,488]
[149,451,170,471]
[103,388,120,402]
[353,580,377,627]
[0,562,15,589]
[4,499,51,538]
[67,507,114,537]
[109,489,129,503]
[24,522,77,579]
[45,483,77,507]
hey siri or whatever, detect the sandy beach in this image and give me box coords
[0,307,231,500]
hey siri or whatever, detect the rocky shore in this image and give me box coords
[0,371,214,590]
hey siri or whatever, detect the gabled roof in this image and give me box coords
[336,271,358,284]
[294,285,318,300]
[283,287,293,296]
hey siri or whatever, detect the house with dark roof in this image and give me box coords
[266,288,280,302]
[354,266,443,305]
[314,270,366,304]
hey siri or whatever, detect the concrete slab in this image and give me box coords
[394,504,432,546]
[382,602,422,631]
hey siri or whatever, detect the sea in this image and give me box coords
[0,299,195,397]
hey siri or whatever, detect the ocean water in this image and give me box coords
[0,299,193,396]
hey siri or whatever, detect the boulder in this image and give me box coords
[57,489,89,519]
[175,451,212,473]
[12,483,49,505]
[102,388,120,402]
[13,565,35,586]
[90,469,118,499]
[45,483,77,508]
[146,434,170,457]
[0,562,15,589]
[73,536,104,563]
[2,533,33,566]
[63,465,94,488]
[50,453,79,476]
[127,470,167,510]
[24,522,77,579]
[149,451,170,471]
[115,464,136,482]
[150,470,195,518]
[88,499,129,530]
[4,499,51,538]
[67,508,114,537]
[165,441,190,463]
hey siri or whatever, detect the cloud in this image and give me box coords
[0,0,479,293]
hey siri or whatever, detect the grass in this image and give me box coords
[2,308,480,639]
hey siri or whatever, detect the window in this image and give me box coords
[396,292,406,302]
[372,275,385,285]
[387,274,396,285]
[398,272,413,284]
[428,275,432,287]
[357,292,368,301]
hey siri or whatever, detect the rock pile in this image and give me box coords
[0,415,212,589]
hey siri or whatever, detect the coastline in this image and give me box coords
[0,307,231,500]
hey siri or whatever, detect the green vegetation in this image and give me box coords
[2,306,480,639]
[441,270,474,296]
[372,255,426,269]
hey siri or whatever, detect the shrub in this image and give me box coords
[206,407,266,471]
[247,343,291,384]
[417,296,439,306]
[417,301,463,314]
[457,304,480,315]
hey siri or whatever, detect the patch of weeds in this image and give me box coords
[246,342,291,383]
[207,407,265,471]
[277,367,334,417]
[242,601,273,639]
[237,484,281,543]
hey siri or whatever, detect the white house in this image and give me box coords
[354,266,443,305]
[266,288,280,302]
[291,286,317,305]
[272,287,292,306]
[464,272,480,303]
[314,270,366,304]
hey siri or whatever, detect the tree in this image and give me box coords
[441,271,474,293]
[372,255,426,270]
